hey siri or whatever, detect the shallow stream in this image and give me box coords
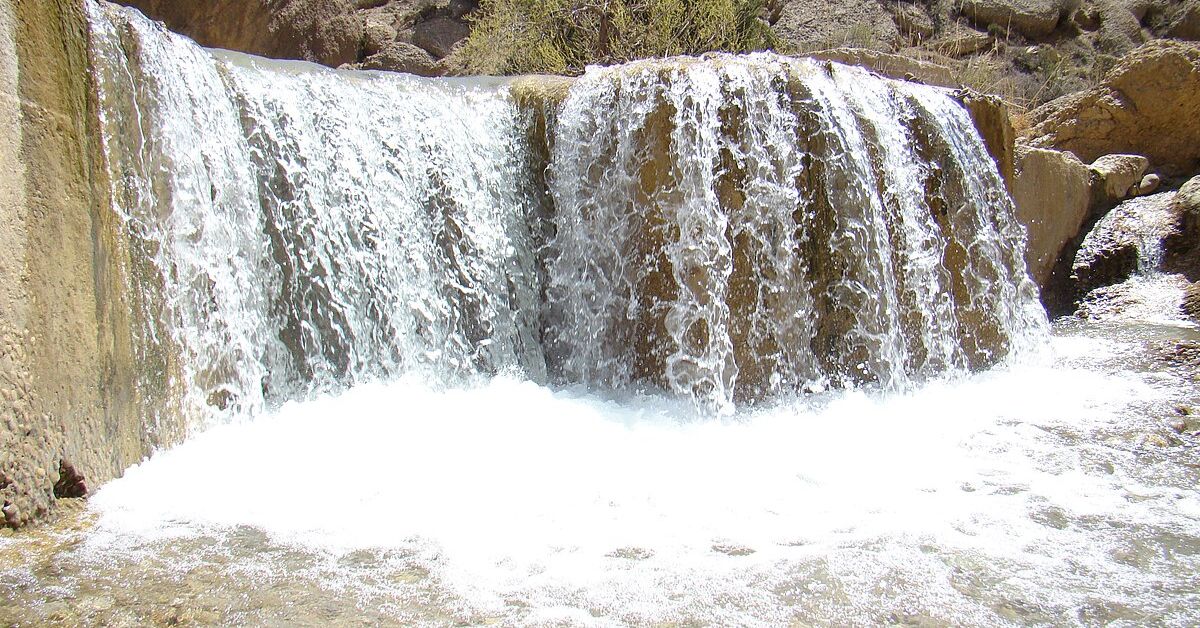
[2,3,1198,625]
[2,276,1198,627]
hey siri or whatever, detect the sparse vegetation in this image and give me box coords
[451,0,780,75]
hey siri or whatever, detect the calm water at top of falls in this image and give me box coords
[2,2,1199,626]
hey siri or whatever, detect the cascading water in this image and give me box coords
[543,56,1046,410]
[90,2,547,428]
[6,2,1195,627]
[89,2,1043,422]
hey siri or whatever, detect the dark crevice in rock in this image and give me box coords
[53,460,88,499]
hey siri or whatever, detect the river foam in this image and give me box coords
[82,330,1199,625]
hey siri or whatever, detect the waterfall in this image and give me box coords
[542,57,1046,411]
[86,1,1046,423]
[89,2,547,427]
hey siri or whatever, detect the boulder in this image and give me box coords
[1122,0,1156,22]
[1012,147,1092,286]
[355,41,440,75]
[1170,175,1200,252]
[1069,191,1177,299]
[412,15,471,59]
[1177,175,1200,216]
[959,0,1077,39]
[929,25,994,57]
[1184,281,1200,321]
[891,2,936,42]
[1073,3,1101,30]
[1091,0,1148,53]
[117,0,364,67]
[773,0,899,51]
[1166,0,1200,40]
[1135,173,1161,196]
[362,16,397,57]
[1022,40,1200,176]
[1089,153,1149,203]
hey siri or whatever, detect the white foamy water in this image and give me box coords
[82,332,1199,625]
[51,2,1198,626]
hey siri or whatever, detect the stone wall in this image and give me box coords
[0,0,169,528]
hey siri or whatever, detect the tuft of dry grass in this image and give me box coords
[450,0,780,76]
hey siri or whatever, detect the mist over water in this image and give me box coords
[5,1,1189,625]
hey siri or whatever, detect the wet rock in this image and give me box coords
[712,543,756,556]
[1158,340,1200,365]
[1169,415,1200,434]
[78,595,115,613]
[1069,192,1176,301]
[2,501,19,527]
[1183,282,1200,321]
[1089,153,1149,204]
[1139,432,1182,448]
[959,89,1016,186]
[52,461,87,499]
[1012,146,1092,286]
[1023,40,1200,177]
[607,547,654,560]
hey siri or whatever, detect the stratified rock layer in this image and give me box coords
[1024,40,1200,176]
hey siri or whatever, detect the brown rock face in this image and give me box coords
[1089,153,1150,204]
[1183,281,1200,321]
[806,48,957,87]
[958,89,1016,188]
[1166,0,1200,40]
[1012,147,1092,286]
[116,0,364,67]
[1,0,172,528]
[959,0,1076,39]
[1023,40,1200,176]
[773,0,899,50]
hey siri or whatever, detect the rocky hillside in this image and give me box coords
[111,0,477,76]
[116,0,1199,105]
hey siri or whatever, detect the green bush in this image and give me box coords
[453,0,780,76]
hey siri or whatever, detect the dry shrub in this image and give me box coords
[452,0,779,75]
